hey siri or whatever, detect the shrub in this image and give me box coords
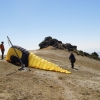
[78,50,84,56]
[91,52,99,57]
[49,39,57,46]
[44,36,52,41]
[83,52,90,57]
[39,41,44,49]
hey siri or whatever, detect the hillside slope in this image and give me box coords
[0,47,100,100]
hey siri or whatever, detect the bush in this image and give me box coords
[39,41,44,49]
[39,41,49,49]
[49,39,57,46]
[91,52,99,57]
[83,52,90,57]
[44,36,52,41]
[78,50,84,56]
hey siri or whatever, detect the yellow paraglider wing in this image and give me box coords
[28,52,71,74]
[6,46,71,74]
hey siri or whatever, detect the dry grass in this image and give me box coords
[0,46,100,100]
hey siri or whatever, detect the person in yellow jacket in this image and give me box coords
[0,41,5,59]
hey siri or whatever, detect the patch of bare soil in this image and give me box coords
[0,47,100,100]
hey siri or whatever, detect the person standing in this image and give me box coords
[0,41,5,59]
[69,53,76,68]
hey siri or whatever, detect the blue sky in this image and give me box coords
[0,0,100,55]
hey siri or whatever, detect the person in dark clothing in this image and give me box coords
[69,53,76,68]
[0,42,5,59]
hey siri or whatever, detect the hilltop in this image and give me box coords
[39,36,100,61]
[0,46,100,100]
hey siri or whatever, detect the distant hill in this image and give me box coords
[39,36,100,61]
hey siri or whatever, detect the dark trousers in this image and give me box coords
[1,50,4,59]
[71,60,74,68]
[71,62,74,68]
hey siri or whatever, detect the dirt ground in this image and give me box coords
[0,46,100,100]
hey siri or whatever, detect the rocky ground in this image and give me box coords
[0,46,100,100]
